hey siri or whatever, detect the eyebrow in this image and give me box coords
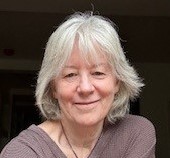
[64,65,77,69]
[64,63,108,69]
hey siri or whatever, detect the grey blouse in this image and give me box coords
[0,114,156,158]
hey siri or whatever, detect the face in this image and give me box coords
[53,44,119,126]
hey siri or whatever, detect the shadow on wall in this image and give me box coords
[0,71,41,151]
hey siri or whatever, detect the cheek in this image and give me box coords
[99,79,119,96]
[53,81,74,104]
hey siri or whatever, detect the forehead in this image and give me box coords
[65,42,109,67]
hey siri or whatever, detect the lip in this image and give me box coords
[74,99,100,105]
[74,99,100,111]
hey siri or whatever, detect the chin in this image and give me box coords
[74,117,104,127]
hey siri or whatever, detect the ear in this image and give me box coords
[114,79,120,94]
[50,80,58,99]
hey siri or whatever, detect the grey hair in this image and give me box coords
[35,12,144,123]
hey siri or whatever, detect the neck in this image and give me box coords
[59,119,104,149]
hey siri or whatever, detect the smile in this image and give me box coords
[74,99,100,105]
[73,99,100,111]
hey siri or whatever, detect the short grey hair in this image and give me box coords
[35,12,144,123]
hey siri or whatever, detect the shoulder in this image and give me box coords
[122,114,156,134]
[121,115,156,157]
[107,115,156,157]
[0,125,43,158]
[107,114,156,145]
[0,139,38,158]
[117,114,156,147]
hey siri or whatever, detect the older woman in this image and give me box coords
[0,12,156,158]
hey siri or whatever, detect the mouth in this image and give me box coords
[74,99,100,105]
[73,99,100,111]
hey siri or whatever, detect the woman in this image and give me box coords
[0,12,156,158]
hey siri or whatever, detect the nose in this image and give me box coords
[77,74,95,96]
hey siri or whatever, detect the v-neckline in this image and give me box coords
[29,123,115,158]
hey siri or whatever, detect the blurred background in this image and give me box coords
[0,0,169,157]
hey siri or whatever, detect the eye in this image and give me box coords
[64,73,77,78]
[92,71,106,79]
[92,71,105,76]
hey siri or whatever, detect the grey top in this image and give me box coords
[0,115,156,158]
